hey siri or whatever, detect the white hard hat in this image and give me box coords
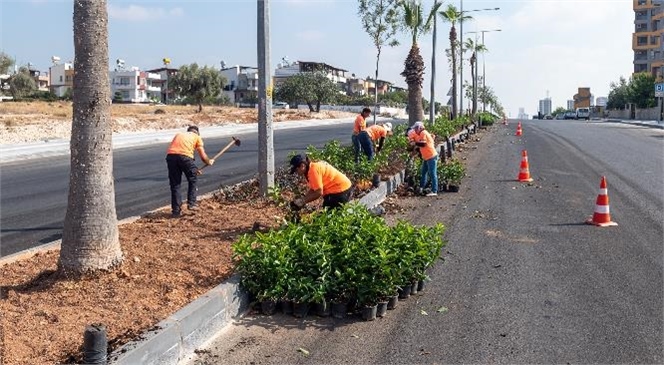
[383,122,392,132]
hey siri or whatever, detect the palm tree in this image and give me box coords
[439,4,471,120]
[59,0,123,275]
[463,37,488,116]
[400,0,441,126]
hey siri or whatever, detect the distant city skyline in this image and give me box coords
[0,0,633,117]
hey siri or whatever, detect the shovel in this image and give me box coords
[198,137,241,171]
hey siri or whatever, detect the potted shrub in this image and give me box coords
[441,159,466,192]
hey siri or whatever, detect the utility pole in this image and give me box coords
[257,0,274,196]
[429,1,437,124]
[459,0,464,119]
[482,31,486,113]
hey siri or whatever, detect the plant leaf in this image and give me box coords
[436,306,448,313]
[420,309,428,316]
[298,347,310,356]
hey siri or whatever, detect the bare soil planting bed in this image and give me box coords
[0,101,357,144]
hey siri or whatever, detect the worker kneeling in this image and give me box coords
[289,154,353,210]
[365,122,393,155]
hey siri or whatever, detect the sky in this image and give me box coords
[0,0,634,117]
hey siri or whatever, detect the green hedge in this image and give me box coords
[232,203,446,306]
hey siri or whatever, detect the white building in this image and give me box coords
[109,69,161,103]
[518,107,529,120]
[274,60,348,91]
[220,65,259,104]
[146,67,178,104]
[596,96,608,107]
[567,99,575,111]
[538,97,552,116]
[49,62,73,97]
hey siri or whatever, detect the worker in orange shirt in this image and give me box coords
[166,126,214,217]
[410,121,438,197]
[289,154,353,210]
[352,107,374,163]
[365,122,393,155]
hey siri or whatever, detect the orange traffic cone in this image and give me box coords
[515,122,523,136]
[517,150,533,182]
[586,176,618,227]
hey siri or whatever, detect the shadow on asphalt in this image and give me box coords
[548,223,589,227]
[232,308,363,334]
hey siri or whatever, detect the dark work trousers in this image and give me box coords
[322,187,352,209]
[166,154,198,214]
[352,131,374,163]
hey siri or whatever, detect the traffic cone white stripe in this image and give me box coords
[599,188,607,195]
[594,205,610,214]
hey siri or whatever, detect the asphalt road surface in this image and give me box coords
[190,119,663,364]
[0,120,368,257]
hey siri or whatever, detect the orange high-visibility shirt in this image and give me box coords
[166,132,203,159]
[307,161,352,196]
[366,125,387,141]
[353,114,366,135]
[407,128,417,142]
[415,130,437,160]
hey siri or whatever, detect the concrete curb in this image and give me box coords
[605,119,664,129]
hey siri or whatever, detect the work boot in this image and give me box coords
[188,204,199,211]
[171,211,181,218]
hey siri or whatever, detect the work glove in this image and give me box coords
[195,168,203,176]
[207,159,215,166]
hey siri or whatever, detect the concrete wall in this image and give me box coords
[607,106,661,120]
[297,104,407,118]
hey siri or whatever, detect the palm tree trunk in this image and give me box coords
[470,53,476,115]
[408,82,424,123]
[59,0,123,274]
[449,26,458,119]
[402,43,425,125]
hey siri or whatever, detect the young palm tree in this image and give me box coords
[400,0,441,125]
[463,38,488,116]
[59,0,123,274]
[439,4,471,120]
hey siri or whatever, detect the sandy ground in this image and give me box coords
[0,101,357,144]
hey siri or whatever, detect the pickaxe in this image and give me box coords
[198,136,241,171]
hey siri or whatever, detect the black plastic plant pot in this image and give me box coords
[261,300,277,315]
[398,285,411,300]
[448,185,460,192]
[292,302,310,318]
[315,301,331,317]
[372,173,381,188]
[417,279,426,292]
[280,300,293,315]
[376,301,388,317]
[410,281,419,295]
[441,184,449,192]
[331,302,348,319]
[387,294,399,310]
[362,305,377,321]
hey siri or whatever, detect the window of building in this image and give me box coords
[652,35,660,45]
[638,36,648,45]
[118,77,131,85]
[121,90,129,99]
[59,76,63,82]
[638,0,646,5]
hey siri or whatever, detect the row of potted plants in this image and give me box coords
[232,203,446,321]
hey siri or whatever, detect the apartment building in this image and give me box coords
[146,67,178,104]
[49,62,73,97]
[220,65,259,104]
[109,69,161,103]
[538,97,552,116]
[633,0,664,77]
[274,61,348,91]
[574,88,592,109]
[567,100,575,110]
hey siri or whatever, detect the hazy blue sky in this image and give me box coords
[1,0,633,117]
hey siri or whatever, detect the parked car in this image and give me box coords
[576,107,590,120]
[544,114,553,120]
[564,111,576,120]
[273,101,289,109]
[555,113,565,120]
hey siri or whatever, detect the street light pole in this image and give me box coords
[257,0,274,196]
[459,0,463,119]
[430,1,438,124]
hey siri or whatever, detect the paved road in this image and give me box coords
[0,121,367,257]
[190,119,663,364]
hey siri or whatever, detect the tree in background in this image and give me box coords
[8,67,36,99]
[552,106,567,115]
[463,37,487,116]
[0,52,13,74]
[59,0,123,274]
[439,4,471,120]
[607,76,628,110]
[169,63,225,112]
[275,71,339,112]
[627,72,656,109]
[358,0,401,124]
[399,0,441,125]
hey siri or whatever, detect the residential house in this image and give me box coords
[274,61,348,92]
[633,0,664,76]
[146,67,178,104]
[346,76,367,96]
[49,62,73,97]
[28,67,49,92]
[109,68,161,103]
[220,65,259,104]
[366,78,393,95]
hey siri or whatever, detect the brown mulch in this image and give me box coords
[0,191,286,365]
